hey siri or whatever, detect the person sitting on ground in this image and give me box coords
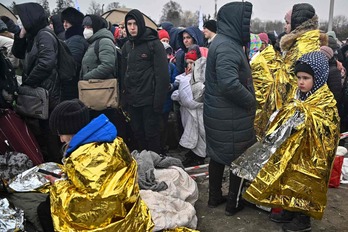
[37,99,154,231]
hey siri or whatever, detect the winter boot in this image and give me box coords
[269,209,296,223]
[225,171,245,216]
[282,213,311,232]
[208,159,226,208]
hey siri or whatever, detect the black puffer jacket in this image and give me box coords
[121,9,169,113]
[12,2,60,111]
[203,1,256,165]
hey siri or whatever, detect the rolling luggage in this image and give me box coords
[0,108,44,165]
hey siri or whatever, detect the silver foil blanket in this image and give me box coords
[0,198,25,231]
[8,162,63,192]
[231,111,305,181]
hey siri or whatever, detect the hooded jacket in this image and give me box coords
[80,15,116,80]
[12,2,61,110]
[50,114,154,231]
[175,27,204,74]
[121,9,169,113]
[203,1,256,165]
[50,14,65,40]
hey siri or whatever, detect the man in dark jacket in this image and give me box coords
[203,2,256,216]
[12,2,62,163]
[121,9,169,154]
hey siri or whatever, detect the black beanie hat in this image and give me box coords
[49,99,90,135]
[61,7,84,26]
[294,61,314,78]
[203,20,217,33]
[291,3,315,31]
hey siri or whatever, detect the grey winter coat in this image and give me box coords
[80,28,116,80]
[203,2,257,165]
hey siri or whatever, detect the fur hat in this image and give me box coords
[158,29,170,40]
[49,99,90,135]
[203,20,217,33]
[61,7,84,26]
[320,46,334,59]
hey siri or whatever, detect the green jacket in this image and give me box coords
[80,28,116,80]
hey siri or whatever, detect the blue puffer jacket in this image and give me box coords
[66,114,117,156]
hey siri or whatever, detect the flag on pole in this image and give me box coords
[75,0,80,11]
[198,6,203,30]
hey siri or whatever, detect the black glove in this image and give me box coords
[1,16,20,34]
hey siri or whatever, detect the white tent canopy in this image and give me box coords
[102,8,158,30]
[0,3,17,23]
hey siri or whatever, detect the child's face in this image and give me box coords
[297,71,314,93]
[185,59,195,74]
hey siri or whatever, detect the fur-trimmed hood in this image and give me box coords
[280,15,318,52]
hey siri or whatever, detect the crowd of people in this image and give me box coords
[0,1,347,231]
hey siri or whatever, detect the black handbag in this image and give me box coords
[15,85,49,120]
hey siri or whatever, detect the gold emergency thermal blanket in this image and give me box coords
[251,30,320,139]
[250,45,282,139]
[232,84,339,219]
[50,138,154,231]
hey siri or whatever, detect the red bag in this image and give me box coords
[0,108,44,165]
[329,153,345,188]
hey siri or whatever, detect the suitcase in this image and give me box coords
[0,108,44,165]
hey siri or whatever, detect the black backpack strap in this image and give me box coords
[94,38,101,64]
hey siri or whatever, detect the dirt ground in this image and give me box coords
[169,149,348,232]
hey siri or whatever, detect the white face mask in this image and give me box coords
[83,28,93,39]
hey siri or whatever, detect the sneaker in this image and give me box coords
[282,213,311,232]
[270,210,295,223]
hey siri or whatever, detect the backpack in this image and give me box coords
[41,29,77,82]
[0,47,18,107]
[94,38,122,79]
